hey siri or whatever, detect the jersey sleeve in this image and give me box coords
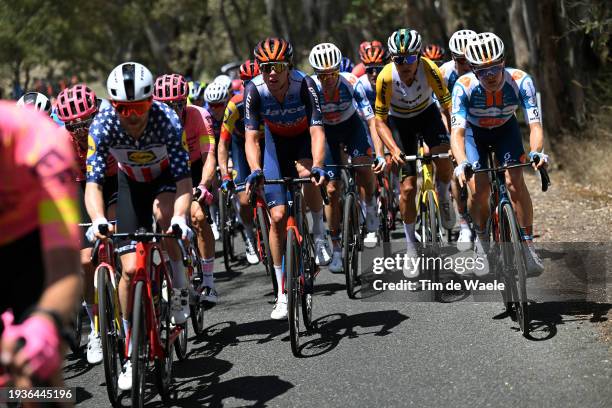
[36,127,80,251]
[86,113,110,184]
[422,57,451,111]
[164,110,191,181]
[244,82,261,131]
[222,99,240,142]
[197,109,216,155]
[515,71,541,125]
[352,79,374,121]
[374,63,393,121]
[450,79,469,130]
[301,76,324,127]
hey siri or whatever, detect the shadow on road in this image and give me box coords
[526,301,610,341]
[298,310,409,358]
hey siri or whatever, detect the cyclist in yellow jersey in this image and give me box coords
[374,28,457,259]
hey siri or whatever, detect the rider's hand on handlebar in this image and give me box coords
[454,160,472,188]
[220,176,235,192]
[194,184,214,206]
[528,151,549,170]
[169,216,193,241]
[88,217,114,242]
[310,166,329,187]
[390,147,406,166]
[245,169,264,198]
[372,156,386,174]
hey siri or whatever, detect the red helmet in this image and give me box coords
[239,59,261,80]
[253,37,293,63]
[56,84,97,122]
[361,45,386,65]
[153,74,188,102]
[423,44,445,62]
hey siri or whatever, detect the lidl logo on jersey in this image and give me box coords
[87,135,96,158]
[127,150,156,164]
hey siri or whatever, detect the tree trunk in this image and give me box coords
[507,0,531,69]
[219,0,241,60]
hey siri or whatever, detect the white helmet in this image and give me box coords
[16,92,51,115]
[449,29,477,57]
[465,32,505,67]
[106,62,153,101]
[204,81,230,104]
[213,74,232,90]
[387,29,422,55]
[309,43,342,71]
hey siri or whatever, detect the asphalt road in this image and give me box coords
[64,230,612,408]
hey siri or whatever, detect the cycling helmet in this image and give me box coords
[204,81,230,104]
[360,45,386,65]
[106,61,153,101]
[464,32,505,67]
[449,29,477,57]
[188,81,206,102]
[387,29,422,55]
[309,43,342,72]
[153,74,188,102]
[423,44,445,62]
[16,92,51,115]
[214,74,232,90]
[56,84,97,122]
[239,59,261,80]
[253,37,293,63]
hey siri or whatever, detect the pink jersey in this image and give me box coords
[0,101,80,250]
[182,105,215,163]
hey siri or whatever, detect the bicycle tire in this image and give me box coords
[174,319,188,361]
[501,203,530,336]
[98,267,121,407]
[220,190,232,272]
[69,303,83,353]
[131,281,148,408]
[301,222,315,330]
[154,267,173,401]
[342,193,359,299]
[286,228,301,357]
[257,206,277,295]
[426,191,441,301]
[379,182,390,243]
[190,244,206,335]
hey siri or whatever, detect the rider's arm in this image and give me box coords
[218,104,235,178]
[85,121,109,221]
[166,113,193,215]
[244,81,263,171]
[449,82,469,164]
[423,57,453,133]
[517,73,545,154]
[373,66,402,157]
[199,112,217,187]
[353,79,384,157]
[302,76,326,168]
[174,177,193,218]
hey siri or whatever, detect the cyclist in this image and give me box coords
[308,42,386,272]
[16,91,52,115]
[374,28,457,260]
[56,84,119,365]
[85,62,193,391]
[244,37,329,319]
[204,81,232,241]
[154,73,219,304]
[218,59,263,265]
[450,32,547,275]
[0,101,81,390]
[188,80,207,107]
[357,43,388,107]
[440,29,478,250]
[352,40,384,78]
[423,43,445,66]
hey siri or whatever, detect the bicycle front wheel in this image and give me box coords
[501,203,530,336]
[98,266,122,407]
[220,190,234,271]
[286,228,301,357]
[342,193,359,299]
[131,281,149,408]
[257,206,277,295]
[425,191,441,301]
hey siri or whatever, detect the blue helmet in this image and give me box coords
[339,57,354,73]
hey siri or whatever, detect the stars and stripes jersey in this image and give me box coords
[311,72,374,125]
[0,101,80,250]
[183,104,215,161]
[244,70,324,137]
[221,93,245,142]
[357,74,376,109]
[375,57,451,120]
[451,68,541,130]
[86,101,190,184]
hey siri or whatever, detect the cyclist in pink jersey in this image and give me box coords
[154,74,219,304]
[56,84,119,365]
[0,101,81,390]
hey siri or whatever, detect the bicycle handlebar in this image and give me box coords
[465,159,551,192]
[246,176,329,206]
[401,152,450,161]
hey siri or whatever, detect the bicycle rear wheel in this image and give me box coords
[98,267,122,407]
[131,281,149,408]
[378,181,390,243]
[342,193,359,299]
[257,206,277,296]
[425,191,441,301]
[286,228,301,357]
[220,190,234,271]
[154,270,173,401]
[501,203,530,336]
[189,243,206,335]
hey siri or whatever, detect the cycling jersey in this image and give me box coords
[0,101,80,250]
[357,74,376,109]
[311,72,374,125]
[244,70,323,137]
[439,60,461,96]
[451,68,541,130]
[352,62,366,78]
[204,105,223,142]
[221,93,245,141]
[183,104,215,161]
[375,57,451,120]
[86,101,190,184]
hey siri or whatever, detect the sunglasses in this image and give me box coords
[392,54,418,65]
[317,70,339,80]
[260,62,289,74]
[65,116,94,133]
[167,100,186,113]
[111,98,152,117]
[365,66,384,75]
[474,64,504,78]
